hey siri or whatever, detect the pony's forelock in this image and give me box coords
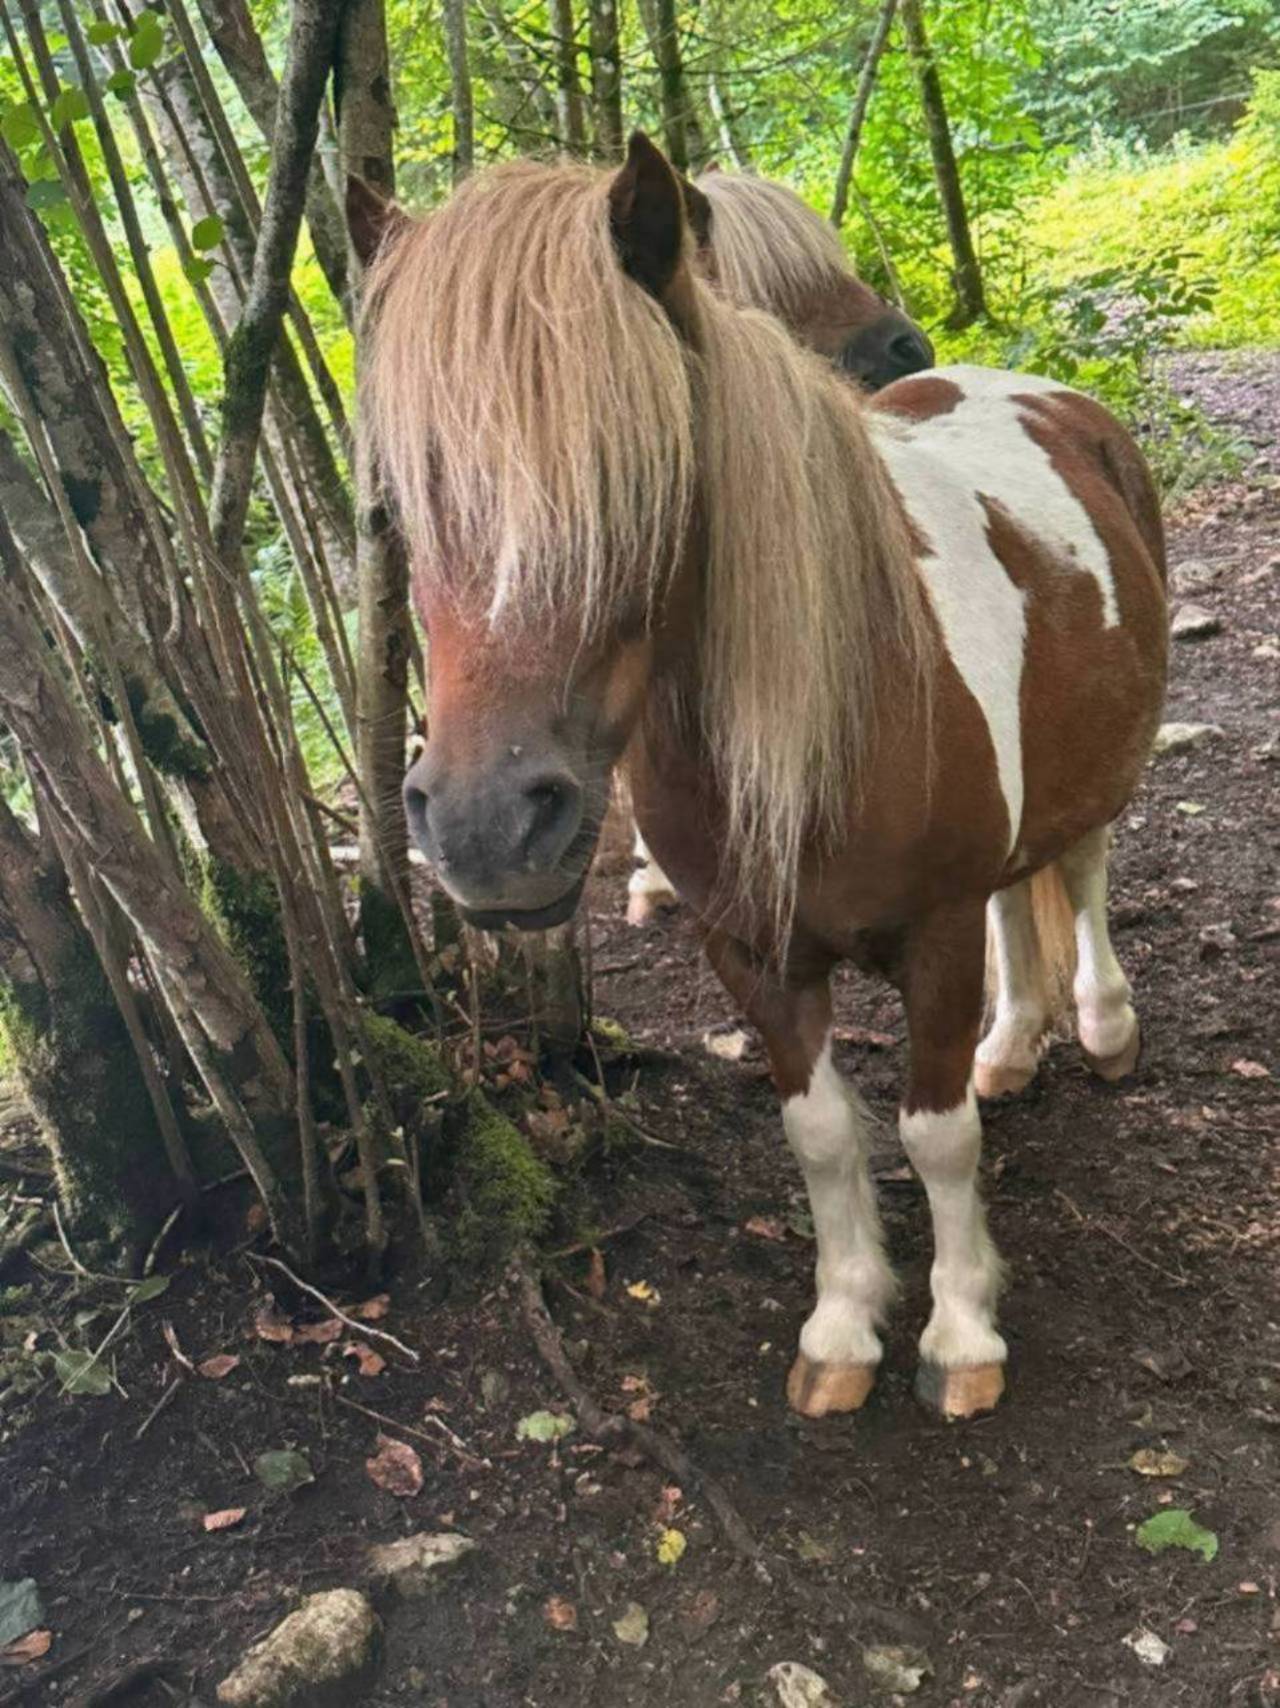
[362,158,933,948]
[694,170,853,319]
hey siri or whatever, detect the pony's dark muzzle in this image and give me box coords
[403,748,587,926]
[841,308,934,390]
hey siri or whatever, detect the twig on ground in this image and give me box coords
[134,1377,182,1441]
[515,1259,758,1559]
[550,1214,649,1259]
[329,1390,489,1470]
[50,1198,121,1284]
[143,1204,183,1277]
[244,1252,421,1363]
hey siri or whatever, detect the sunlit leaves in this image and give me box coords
[50,87,90,130]
[128,10,165,69]
[190,214,225,251]
[0,103,40,150]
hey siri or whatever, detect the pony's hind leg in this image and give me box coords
[626,829,679,925]
[1058,826,1140,1080]
[974,881,1051,1099]
[705,932,896,1419]
[899,902,1007,1420]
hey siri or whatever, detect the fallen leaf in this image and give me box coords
[1174,1617,1198,1635]
[0,1582,43,1649]
[862,1643,933,1694]
[1129,1448,1190,1478]
[0,1630,51,1666]
[768,1661,838,1707]
[679,1587,720,1635]
[625,1279,660,1307]
[162,1321,195,1373]
[1239,1581,1261,1594]
[1232,1059,1270,1079]
[1136,1508,1218,1561]
[202,1507,246,1533]
[353,1295,391,1321]
[1175,800,1206,816]
[366,1434,424,1497]
[516,1410,575,1444]
[129,1274,170,1304]
[197,1354,240,1381]
[1123,1627,1170,1667]
[52,1350,111,1396]
[244,1202,269,1235]
[342,1341,386,1378]
[743,1215,786,1241]
[253,1300,295,1344]
[612,1602,649,1647]
[254,1448,314,1494]
[293,1318,343,1345]
[543,1595,577,1632]
[586,1249,606,1300]
[627,1394,653,1422]
[656,1527,686,1566]
[703,1026,750,1061]
[793,1531,836,1564]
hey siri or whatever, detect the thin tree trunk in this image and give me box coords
[476,0,558,139]
[588,0,623,160]
[639,0,707,172]
[442,0,474,182]
[830,0,897,230]
[192,0,351,317]
[549,0,587,154]
[707,73,747,168]
[899,0,987,327]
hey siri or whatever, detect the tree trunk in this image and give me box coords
[830,0,898,230]
[0,795,176,1251]
[639,0,708,172]
[588,0,623,160]
[192,0,352,317]
[442,0,474,182]
[549,0,587,154]
[899,0,987,328]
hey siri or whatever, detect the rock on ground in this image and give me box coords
[1153,722,1224,755]
[216,1589,379,1708]
[768,1661,840,1707]
[1171,602,1223,640]
[366,1532,475,1597]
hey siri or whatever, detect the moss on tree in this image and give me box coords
[452,1091,556,1263]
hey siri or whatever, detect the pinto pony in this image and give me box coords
[366,137,1167,1421]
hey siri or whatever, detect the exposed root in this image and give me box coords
[515,1259,758,1559]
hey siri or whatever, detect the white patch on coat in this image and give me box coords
[628,830,677,906]
[1057,827,1137,1060]
[977,879,1050,1080]
[782,1040,896,1366]
[872,365,1120,854]
[899,1083,1006,1369]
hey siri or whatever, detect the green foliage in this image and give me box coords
[1136,1508,1219,1561]
[452,1091,556,1263]
[190,213,225,252]
[127,11,165,70]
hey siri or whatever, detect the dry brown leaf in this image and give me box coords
[1129,1447,1189,1478]
[244,1202,269,1235]
[586,1249,606,1300]
[680,1588,721,1635]
[654,1484,682,1524]
[353,1295,390,1322]
[202,1507,247,1533]
[743,1215,786,1241]
[1231,1058,1271,1079]
[294,1318,343,1346]
[366,1433,424,1497]
[198,1354,240,1381]
[1,1630,52,1666]
[543,1595,578,1632]
[253,1300,295,1344]
[342,1341,386,1378]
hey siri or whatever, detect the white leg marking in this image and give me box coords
[900,1085,1006,1370]
[976,882,1049,1082]
[1058,830,1136,1061]
[626,828,678,920]
[783,1040,895,1367]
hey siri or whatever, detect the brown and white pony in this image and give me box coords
[366,138,1167,1422]
[626,168,933,923]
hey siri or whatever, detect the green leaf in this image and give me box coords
[254,1448,314,1493]
[128,14,164,69]
[25,180,68,212]
[0,1579,44,1649]
[190,213,224,252]
[128,1273,170,1304]
[50,87,91,129]
[515,1409,575,1443]
[183,256,215,287]
[53,1349,112,1395]
[106,69,137,99]
[1136,1509,1218,1562]
[87,19,124,43]
[0,102,40,150]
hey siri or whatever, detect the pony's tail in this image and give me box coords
[983,863,1079,1035]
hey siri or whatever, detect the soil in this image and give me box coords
[1,353,1277,1708]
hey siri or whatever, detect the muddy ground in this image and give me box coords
[1,353,1277,1708]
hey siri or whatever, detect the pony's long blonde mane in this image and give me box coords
[695,170,858,319]
[363,159,932,943]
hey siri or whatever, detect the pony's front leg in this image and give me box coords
[705,932,896,1419]
[626,829,679,925]
[899,902,1007,1420]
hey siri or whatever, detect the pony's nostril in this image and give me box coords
[403,781,430,845]
[888,329,933,374]
[520,774,582,869]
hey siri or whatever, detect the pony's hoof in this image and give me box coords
[974,1059,1035,1099]
[915,1360,1005,1420]
[1082,1019,1141,1083]
[625,890,678,926]
[786,1353,876,1418]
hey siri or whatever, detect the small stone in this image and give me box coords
[703,1026,750,1062]
[367,1533,475,1598]
[1198,922,1237,959]
[862,1643,933,1694]
[1171,603,1222,641]
[768,1661,840,1707]
[1152,722,1223,756]
[1123,1627,1170,1668]
[216,1589,379,1707]
[1170,559,1218,595]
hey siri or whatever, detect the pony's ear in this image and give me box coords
[608,132,687,297]
[679,174,713,251]
[345,174,407,268]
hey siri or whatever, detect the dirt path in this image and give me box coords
[1,354,1276,1708]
